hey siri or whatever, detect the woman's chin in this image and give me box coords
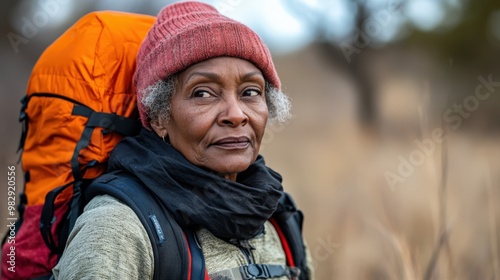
[207,157,255,177]
[202,148,258,175]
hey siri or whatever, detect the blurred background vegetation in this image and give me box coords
[1,0,500,279]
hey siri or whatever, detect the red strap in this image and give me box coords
[182,232,193,280]
[270,218,296,268]
[183,232,210,280]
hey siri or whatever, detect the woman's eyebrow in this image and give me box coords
[186,72,221,83]
[241,71,264,81]
[185,71,264,83]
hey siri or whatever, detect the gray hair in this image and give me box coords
[141,76,291,125]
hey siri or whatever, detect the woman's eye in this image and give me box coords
[242,89,261,97]
[193,90,211,98]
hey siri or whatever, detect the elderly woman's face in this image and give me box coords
[153,57,268,179]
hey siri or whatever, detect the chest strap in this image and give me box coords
[210,264,300,280]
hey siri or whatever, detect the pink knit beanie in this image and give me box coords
[134,1,280,128]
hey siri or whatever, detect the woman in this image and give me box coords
[54,1,313,279]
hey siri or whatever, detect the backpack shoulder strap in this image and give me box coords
[271,192,309,280]
[85,173,201,280]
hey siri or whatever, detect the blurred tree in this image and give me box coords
[407,0,500,71]
[284,0,500,128]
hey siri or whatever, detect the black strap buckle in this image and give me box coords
[240,264,300,280]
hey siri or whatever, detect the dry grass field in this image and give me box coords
[261,48,500,279]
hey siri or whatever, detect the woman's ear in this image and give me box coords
[150,119,168,139]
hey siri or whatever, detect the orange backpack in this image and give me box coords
[1,11,155,279]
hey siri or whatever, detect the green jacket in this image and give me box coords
[54,195,315,279]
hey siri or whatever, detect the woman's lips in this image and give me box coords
[212,136,250,149]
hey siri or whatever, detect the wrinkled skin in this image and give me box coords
[151,57,269,181]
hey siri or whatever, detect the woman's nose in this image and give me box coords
[218,95,248,127]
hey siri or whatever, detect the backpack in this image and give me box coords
[1,11,155,279]
[1,10,309,280]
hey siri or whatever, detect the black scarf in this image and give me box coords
[107,128,284,241]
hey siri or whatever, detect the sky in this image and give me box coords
[10,0,463,54]
[203,0,462,53]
